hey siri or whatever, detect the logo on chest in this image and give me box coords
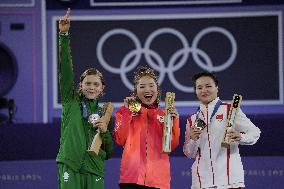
[156,115,164,123]
[63,171,69,182]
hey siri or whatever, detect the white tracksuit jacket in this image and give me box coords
[183,97,261,189]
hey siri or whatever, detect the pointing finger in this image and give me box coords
[66,8,71,18]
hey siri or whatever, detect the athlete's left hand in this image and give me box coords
[94,118,108,133]
[226,128,241,143]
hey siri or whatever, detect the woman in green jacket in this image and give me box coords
[56,8,114,189]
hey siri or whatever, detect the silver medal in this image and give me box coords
[88,113,100,124]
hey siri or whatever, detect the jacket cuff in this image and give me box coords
[59,31,69,36]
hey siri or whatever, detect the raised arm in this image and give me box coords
[58,8,75,102]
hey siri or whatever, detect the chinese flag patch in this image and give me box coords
[216,114,223,120]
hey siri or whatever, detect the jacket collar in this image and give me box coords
[141,101,158,109]
[199,97,220,123]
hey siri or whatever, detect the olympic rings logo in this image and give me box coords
[96,26,237,93]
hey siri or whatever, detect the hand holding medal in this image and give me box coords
[124,96,141,114]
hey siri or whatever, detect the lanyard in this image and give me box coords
[81,100,101,120]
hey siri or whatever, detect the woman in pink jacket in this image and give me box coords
[114,66,180,189]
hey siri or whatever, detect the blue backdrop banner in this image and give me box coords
[53,11,282,109]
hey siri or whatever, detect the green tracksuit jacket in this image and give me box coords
[56,33,114,177]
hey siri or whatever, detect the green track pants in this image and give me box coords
[58,163,104,189]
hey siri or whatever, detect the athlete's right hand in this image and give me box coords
[124,96,135,108]
[189,127,202,141]
[59,8,71,33]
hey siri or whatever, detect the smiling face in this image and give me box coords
[136,76,158,106]
[195,76,218,106]
[80,74,104,100]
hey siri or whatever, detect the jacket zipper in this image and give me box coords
[144,110,149,185]
[207,107,215,185]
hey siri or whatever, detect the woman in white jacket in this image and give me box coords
[183,72,260,189]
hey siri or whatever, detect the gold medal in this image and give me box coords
[128,99,141,113]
